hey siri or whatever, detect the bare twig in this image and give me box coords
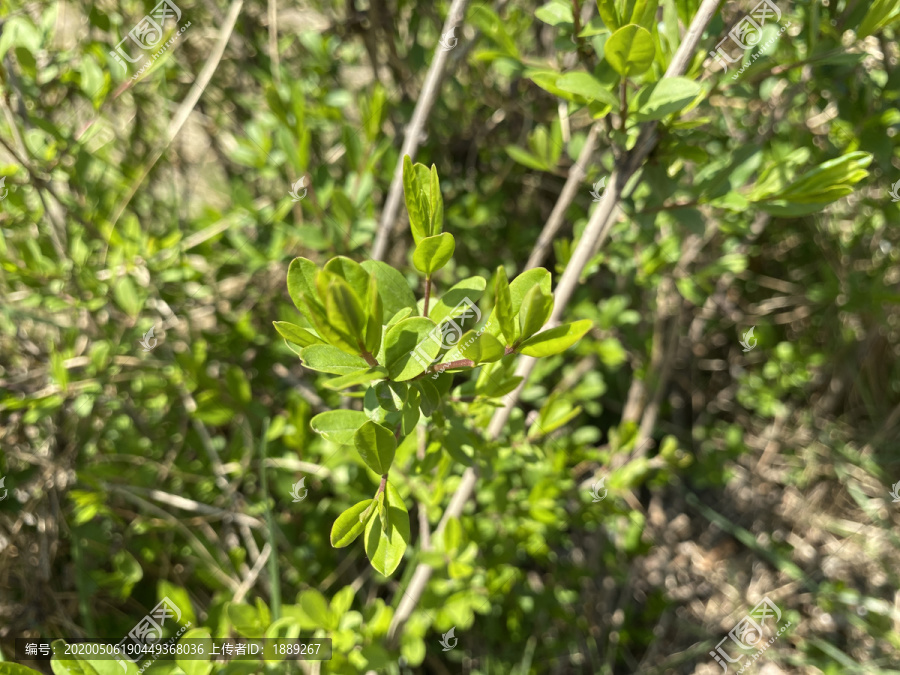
[370,0,470,261]
[525,123,601,270]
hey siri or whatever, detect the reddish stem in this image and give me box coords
[423,276,432,316]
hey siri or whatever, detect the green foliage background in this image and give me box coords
[1,0,900,673]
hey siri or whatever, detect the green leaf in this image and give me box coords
[354,421,397,474]
[412,233,456,276]
[605,24,654,76]
[297,589,336,630]
[631,77,701,121]
[518,285,555,340]
[416,379,441,416]
[494,266,517,345]
[374,381,408,412]
[299,345,370,374]
[597,0,621,31]
[628,0,659,28]
[518,319,593,357]
[323,275,367,344]
[361,260,418,317]
[429,165,443,236]
[429,276,487,325]
[403,155,430,244]
[176,629,212,675]
[273,321,322,347]
[331,499,375,547]
[364,482,410,576]
[323,256,370,300]
[459,330,506,363]
[364,277,384,354]
[113,276,141,318]
[859,0,900,37]
[536,1,574,26]
[400,387,421,435]
[505,144,550,171]
[287,257,320,322]
[310,410,370,445]
[383,317,442,380]
[556,72,620,106]
[301,292,359,354]
[322,368,387,390]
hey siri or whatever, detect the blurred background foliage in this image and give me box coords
[1,0,900,673]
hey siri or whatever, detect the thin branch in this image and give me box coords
[370,0,471,261]
[525,123,601,270]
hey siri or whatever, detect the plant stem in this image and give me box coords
[620,79,628,131]
[423,275,432,316]
[360,349,379,367]
[375,474,388,500]
[258,418,282,621]
[413,358,476,380]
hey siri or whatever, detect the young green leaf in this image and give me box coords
[287,257,320,322]
[403,155,429,244]
[383,317,442,380]
[354,421,397,474]
[494,266,517,345]
[323,276,367,344]
[518,285,555,341]
[301,293,360,354]
[459,330,505,363]
[412,233,455,276]
[331,499,375,547]
[429,276,487,324]
[364,482,410,576]
[323,256,371,300]
[605,24,655,76]
[310,410,370,445]
[273,321,322,347]
[536,0,574,26]
[322,368,387,391]
[597,0,621,31]
[631,77,701,121]
[429,164,443,236]
[360,260,419,317]
[364,276,384,355]
[517,319,593,357]
[556,72,620,107]
[299,345,370,374]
